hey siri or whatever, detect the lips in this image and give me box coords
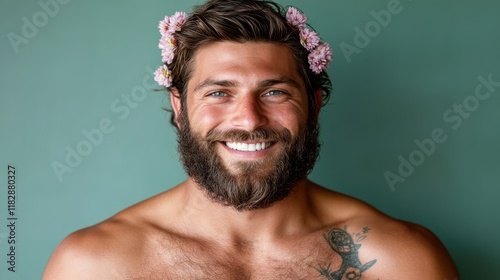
[225,142,273,152]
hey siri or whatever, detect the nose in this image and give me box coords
[230,94,269,131]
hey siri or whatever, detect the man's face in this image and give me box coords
[173,41,320,210]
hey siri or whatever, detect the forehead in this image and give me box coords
[187,41,305,92]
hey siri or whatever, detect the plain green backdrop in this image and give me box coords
[1,0,499,279]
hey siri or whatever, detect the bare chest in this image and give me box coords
[124,247,337,280]
[115,227,378,280]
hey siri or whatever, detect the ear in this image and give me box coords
[313,88,323,120]
[170,88,182,128]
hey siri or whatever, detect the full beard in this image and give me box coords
[177,111,320,211]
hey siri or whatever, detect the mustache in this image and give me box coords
[204,127,292,143]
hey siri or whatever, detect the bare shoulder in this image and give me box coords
[364,219,459,279]
[311,184,459,279]
[42,212,155,280]
[42,190,178,280]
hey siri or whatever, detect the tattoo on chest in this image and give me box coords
[317,226,377,280]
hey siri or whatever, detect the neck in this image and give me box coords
[177,178,320,244]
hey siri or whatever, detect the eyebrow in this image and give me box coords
[192,76,302,93]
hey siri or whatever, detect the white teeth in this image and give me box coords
[250,144,257,151]
[226,142,271,152]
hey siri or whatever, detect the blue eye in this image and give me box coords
[265,90,284,96]
[209,91,227,97]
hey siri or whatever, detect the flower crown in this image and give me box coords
[154,7,332,87]
[286,7,333,75]
[154,12,187,87]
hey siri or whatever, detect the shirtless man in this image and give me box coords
[43,0,458,279]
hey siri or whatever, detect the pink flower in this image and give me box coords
[158,16,171,36]
[168,12,187,33]
[158,35,177,63]
[308,42,333,74]
[161,47,175,64]
[158,34,177,49]
[300,28,320,51]
[158,12,186,36]
[154,65,172,87]
[286,7,307,29]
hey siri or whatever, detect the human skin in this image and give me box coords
[182,41,310,178]
[42,42,459,280]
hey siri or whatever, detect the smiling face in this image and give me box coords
[172,41,320,210]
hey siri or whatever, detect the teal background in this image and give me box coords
[1,0,499,279]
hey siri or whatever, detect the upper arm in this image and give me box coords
[373,222,459,280]
[42,230,115,280]
[409,224,459,279]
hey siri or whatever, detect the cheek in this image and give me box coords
[188,105,226,132]
[273,104,308,132]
